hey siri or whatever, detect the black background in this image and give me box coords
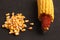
[0,0,60,40]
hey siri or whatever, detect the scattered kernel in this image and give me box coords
[24,24,27,27]
[25,20,29,22]
[6,13,10,16]
[9,31,14,34]
[9,30,14,34]
[30,23,34,25]
[21,29,26,32]
[12,12,14,16]
[2,25,4,28]
[28,27,33,30]
[15,32,19,36]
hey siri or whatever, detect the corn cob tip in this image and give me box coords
[40,13,51,32]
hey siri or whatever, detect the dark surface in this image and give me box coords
[0,0,60,40]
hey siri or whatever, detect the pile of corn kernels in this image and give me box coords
[2,12,34,35]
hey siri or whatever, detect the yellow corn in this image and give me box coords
[37,0,54,22]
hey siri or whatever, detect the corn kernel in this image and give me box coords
[12,12,14,16]
[2,25,5,28]
[15,32,19,35]
[21,29,26,32]
[30,23,34,25]
[9,30,14,34]
[6,13,10,16]
[28,27,33,30]
[25,20,29,22]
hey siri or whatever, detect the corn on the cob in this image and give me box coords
[37,0,54,31]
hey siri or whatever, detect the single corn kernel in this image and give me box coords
[10,26,14,29]
[30,23,34,25]
[23,24,27,27]
[12,12,14,16]
[2,25,5,28]
[25,20,29,22]
[14,30,18,33]
[15,32,19,35]
[21,29,26,32]
[6,13,10,16]
[9,30,14,34]
[19,27,22,30]
[28,27,33,30]
[6,16,10,19]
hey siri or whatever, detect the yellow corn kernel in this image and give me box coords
[30,23,34,25]
[28,27,33,30]
[25,20,29,22]
[12,12,14,16]
[9,30,14,34]
[21,29,26,32]
[15,32,19,35]
[2,25,5,28]
[6,13,10,16]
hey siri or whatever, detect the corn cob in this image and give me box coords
[37,0,54,32]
